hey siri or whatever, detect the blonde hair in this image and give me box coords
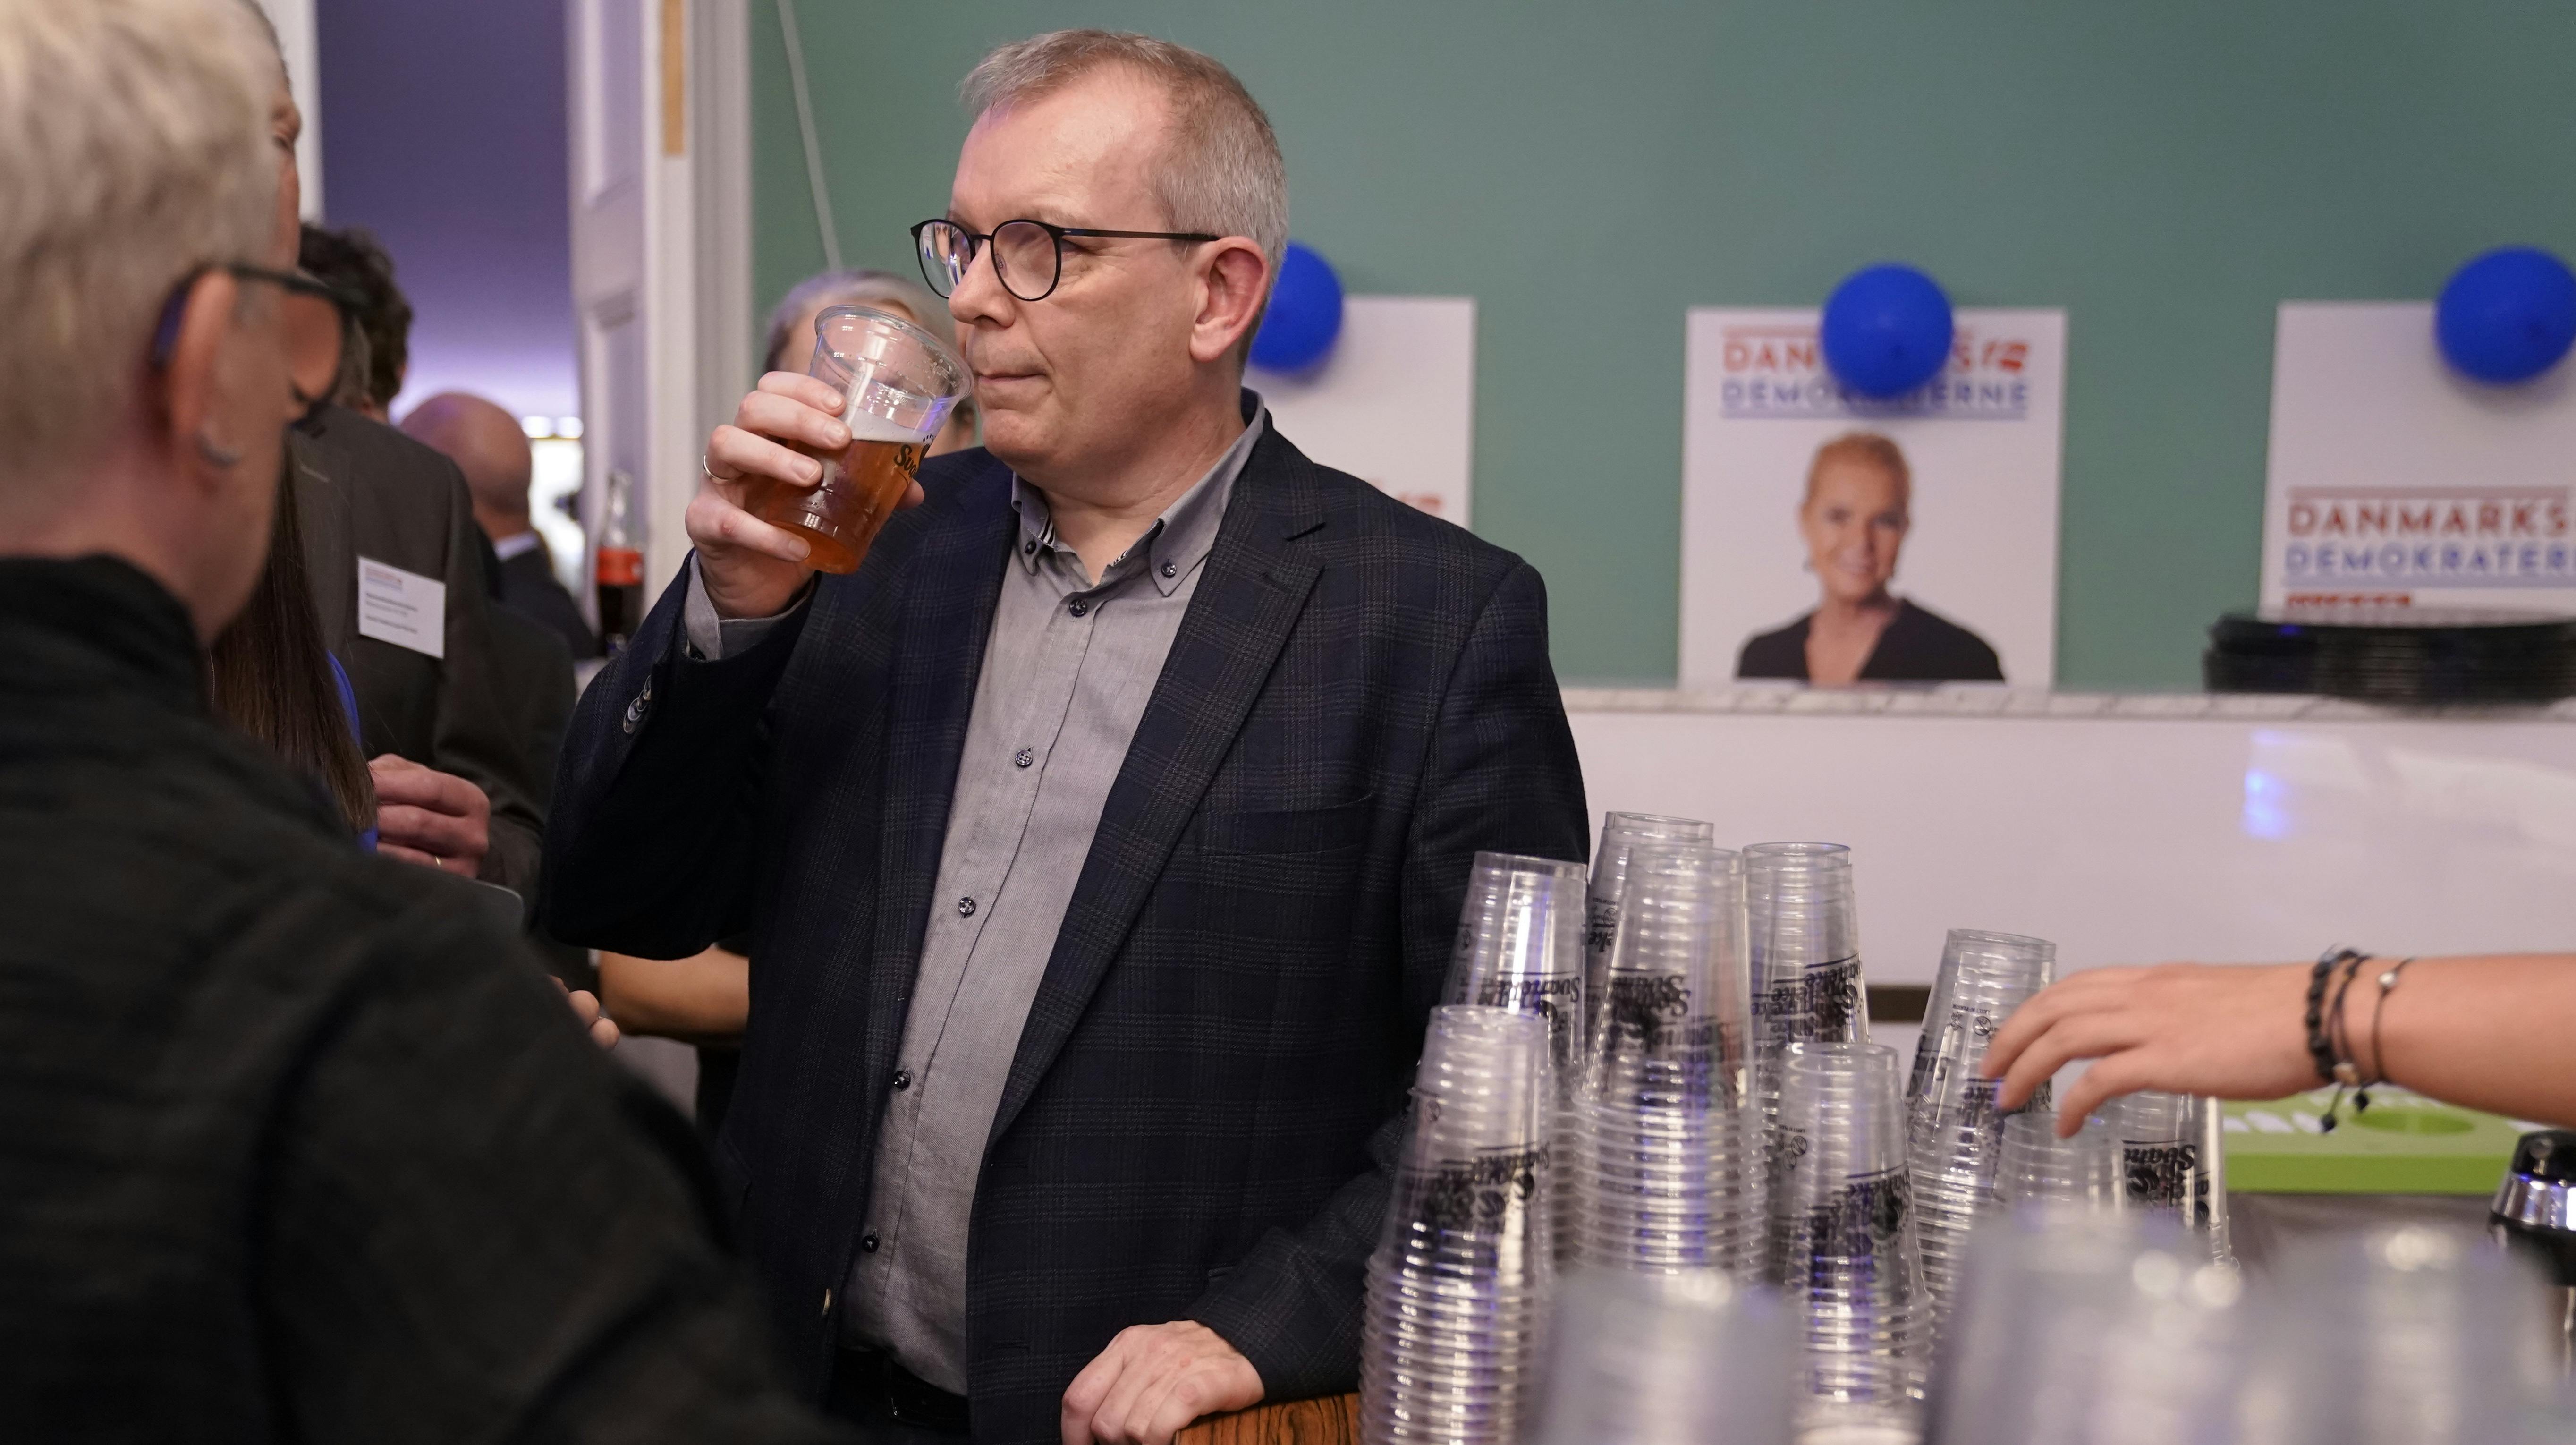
[962,29,1287,273]
[0,0,278,509]
[1804,432,1912,509]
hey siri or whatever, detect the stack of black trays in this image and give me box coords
[2205,609,2576,704]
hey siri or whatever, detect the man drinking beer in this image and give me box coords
[543,29,1587,1445]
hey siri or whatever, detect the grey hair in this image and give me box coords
[0,0,278,508]
[761,267,949,373]
[961,30,1287,273]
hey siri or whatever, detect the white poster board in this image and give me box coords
[2262,302,2576,613]
[1253,296,1474,527]
[1680,308,2067,686]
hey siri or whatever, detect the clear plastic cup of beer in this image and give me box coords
[750,304,968,574]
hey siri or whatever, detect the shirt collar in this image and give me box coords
[1010,395,1266,597]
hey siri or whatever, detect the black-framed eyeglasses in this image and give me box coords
[912,217,1221,303]
[150,263,354,424]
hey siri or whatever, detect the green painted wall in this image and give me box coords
[749,1,2576,688]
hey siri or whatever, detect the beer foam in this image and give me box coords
[839,407,934,445]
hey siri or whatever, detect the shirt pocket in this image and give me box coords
[1196,792,1376,858]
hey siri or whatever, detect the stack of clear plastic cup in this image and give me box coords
[1585,813,1715,1047]
[1904,929,2056,1342]
[2237,1224,2564,1445]
[2099,1091,2229,1258]
[1991,1111,2125,1209]
[1527,1268,1794,1445]
[1772,1042,1927,1434]
[1573,845,1763,1284]
[1364,1006,1555,1445]
[1932,1205,2244,1445]
[1442,852,1590,1261]
[1746,842,1869,1283]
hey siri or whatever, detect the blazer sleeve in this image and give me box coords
[1186,559,1590,1400]
[537,561,810,957]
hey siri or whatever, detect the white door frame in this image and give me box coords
[568,0,755,624]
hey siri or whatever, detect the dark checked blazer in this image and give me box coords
[542,416,1589,1444]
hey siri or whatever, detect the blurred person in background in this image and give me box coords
[1735,431,2003,684]
[298,221,409,422]
[0,1,844,1438]
[545,29,1586,1444]
[404,390,597,657]
[244,40,551,895]
[763,267,980,455]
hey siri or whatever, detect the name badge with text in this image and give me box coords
[356,558,445,659]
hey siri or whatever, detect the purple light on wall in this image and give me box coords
[315,0,576,421]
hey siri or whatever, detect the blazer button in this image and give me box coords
[957,896,977,918]
[861,1232,881,1254]
[893,1068,913,1091]
[821,1287,835,1318]
[1068,598,1090,618]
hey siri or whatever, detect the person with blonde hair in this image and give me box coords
[1736,430,2004,683]
[0,2,839,1437]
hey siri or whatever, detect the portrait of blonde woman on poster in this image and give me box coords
[1735,431,2006,684]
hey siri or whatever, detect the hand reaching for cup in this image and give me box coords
[692,372,926,620]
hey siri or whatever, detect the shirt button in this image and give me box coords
[1161,561,1178,579]
[957,896,977,918]
[861,1232,881,1254]
[1024,541,1036,554]
[893,1068,913,1091]
[1014,748,1033,769]
[1068,598,1090,617]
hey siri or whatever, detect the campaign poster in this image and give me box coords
[1678,308,2067,688]
[2262,302,2576,613]
[1254,296,1474,526]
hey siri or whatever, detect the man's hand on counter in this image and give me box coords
[1061,1319,1262,1445]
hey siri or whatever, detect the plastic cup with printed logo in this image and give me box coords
[1585,813,1715,1046]
[1771,1041,1926,1431]
[1904,929,2057,1343]
[1574,845,1764,1284]
[1365,1005,1555,1445]
[1527,1268,1795,1445]
[1745,842,1868,1284]
[1442,852,1588,1264]
[2098,1091,2229,1256]
[746,304,968,575]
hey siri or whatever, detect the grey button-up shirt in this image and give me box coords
[681,411,1264,1393]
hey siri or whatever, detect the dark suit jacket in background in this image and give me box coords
[500,542,600,659]
[543,426,1589,1442]
[1735,597,2006,682]
[292,404,550,895]
[0,557,835,1445]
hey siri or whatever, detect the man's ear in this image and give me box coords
[162,270,243,482]
[1189,238,1273,366]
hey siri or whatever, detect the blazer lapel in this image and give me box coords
[987,434,1327,1146]
[860,467,1016,1096]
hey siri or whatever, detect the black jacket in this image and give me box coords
[499,543,600,660]
[542,426,1590,1441]
[0,557,836,1445]
[291,405,550,893]
[1736,597,2006,682]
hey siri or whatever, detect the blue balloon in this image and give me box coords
[1250,241,1344,373]
[1821,264,1956,399]
[2436,246,2576,384]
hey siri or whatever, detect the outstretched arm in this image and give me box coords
[1983,952,2576,1134]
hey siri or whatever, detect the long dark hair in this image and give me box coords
[208,460,375,833]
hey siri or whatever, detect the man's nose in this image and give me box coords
[947,240,1014,327]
